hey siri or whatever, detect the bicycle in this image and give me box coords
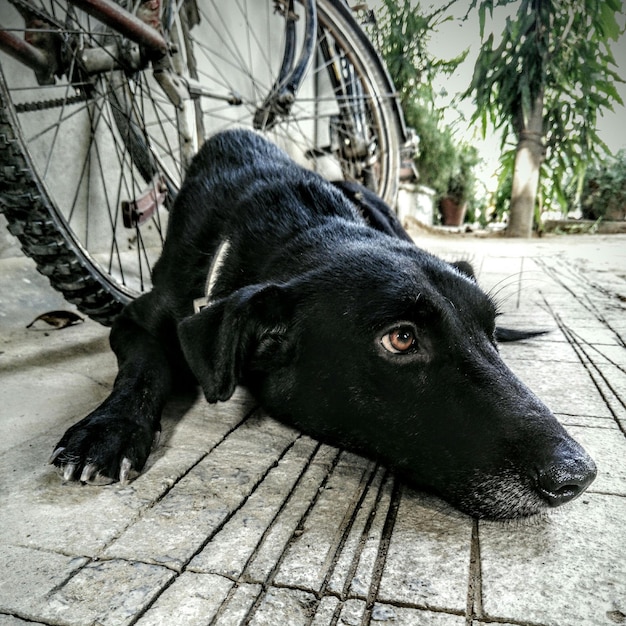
[0,0,408,325]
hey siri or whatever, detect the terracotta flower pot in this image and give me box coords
[439,196,467,226]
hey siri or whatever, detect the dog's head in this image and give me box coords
[178,239,596,519]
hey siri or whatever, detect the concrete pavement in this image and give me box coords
[1,232,625,626]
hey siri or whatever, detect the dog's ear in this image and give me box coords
[177,283,296,403]
[450,260,476,281]
[332,180,414,243]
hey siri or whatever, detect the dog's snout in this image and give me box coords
[536,450,597,507]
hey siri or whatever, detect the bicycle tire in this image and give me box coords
[0,0,406,325]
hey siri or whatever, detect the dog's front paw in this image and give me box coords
[50,410,159,485]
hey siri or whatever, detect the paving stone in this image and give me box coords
[41,559,174,626]
[347,473,395,599]
[559,324,623,346]
[0,616,47,626]
[326,466,387,597]
[552,340,626,431]
[243,444,339,582]
[507,359,613,417]
[272,451,374,592]
[479,493,626,626]
[498,338,580,363]
[556,413,621,429]
[372,604,466,625]
[0,436,203,555]
[0,319,110,376]
[484,284,553,316]
[337,598,366,625]
[103,413,299,570]
[310,596,340,625]
[559,309,624,328]
[538,290,600,310]
[0,250,65,310]
[592,363,626,427]
[497,307,558,328]
[159,387,256,452]
[605,316,626,330]
[377,488,473,612]
[0,364,111,454]
[470,622,521,626]
[212,582,262,625]
[0,545,87,620]
[247,586,317,626]
[3,236,626,626]
[188,436,318,577]
[135,572,233,625]
[588,344,626,368]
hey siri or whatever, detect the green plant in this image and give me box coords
[371,0,464,106]
[403,98,458,196]
[465,180,490,226]
[369,0,467,197]
[445,143,479,204]
[465,0,624,236]
[580,150,626,220]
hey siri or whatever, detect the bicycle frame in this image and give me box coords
[0,0,408,318]
[1,0,400,219]
[1,0,316,111]
[0,0,373,153]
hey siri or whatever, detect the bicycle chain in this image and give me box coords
[14,93,90,113]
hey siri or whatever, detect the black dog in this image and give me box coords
[51,129,596,519]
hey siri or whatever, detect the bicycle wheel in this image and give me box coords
[0,0,405,325]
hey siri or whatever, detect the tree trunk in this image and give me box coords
[507,90,545,238]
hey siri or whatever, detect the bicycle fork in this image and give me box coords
[253,0,317,131]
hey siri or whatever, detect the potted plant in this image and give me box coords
[439,143,479,226]
[580,150,626,221]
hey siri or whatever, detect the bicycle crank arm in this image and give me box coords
[122,175,167,229]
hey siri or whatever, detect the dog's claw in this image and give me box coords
[151,430,161,450]
[119,457,132,485]
[49,447,65,464]
[63,463,76,481]
[80,463,97,483]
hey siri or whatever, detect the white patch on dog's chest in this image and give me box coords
[193,239,231,313]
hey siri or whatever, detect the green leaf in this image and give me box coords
[478,2,486,37]
[598,2,621,40]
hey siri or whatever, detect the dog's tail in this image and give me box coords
[495,327,550,342]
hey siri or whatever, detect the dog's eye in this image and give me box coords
[381,325,417,354]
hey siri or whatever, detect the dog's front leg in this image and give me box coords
[50,311,172,484]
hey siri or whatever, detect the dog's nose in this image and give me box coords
[536,450,597,507]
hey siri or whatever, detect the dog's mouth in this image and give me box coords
[454,471,551,520]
